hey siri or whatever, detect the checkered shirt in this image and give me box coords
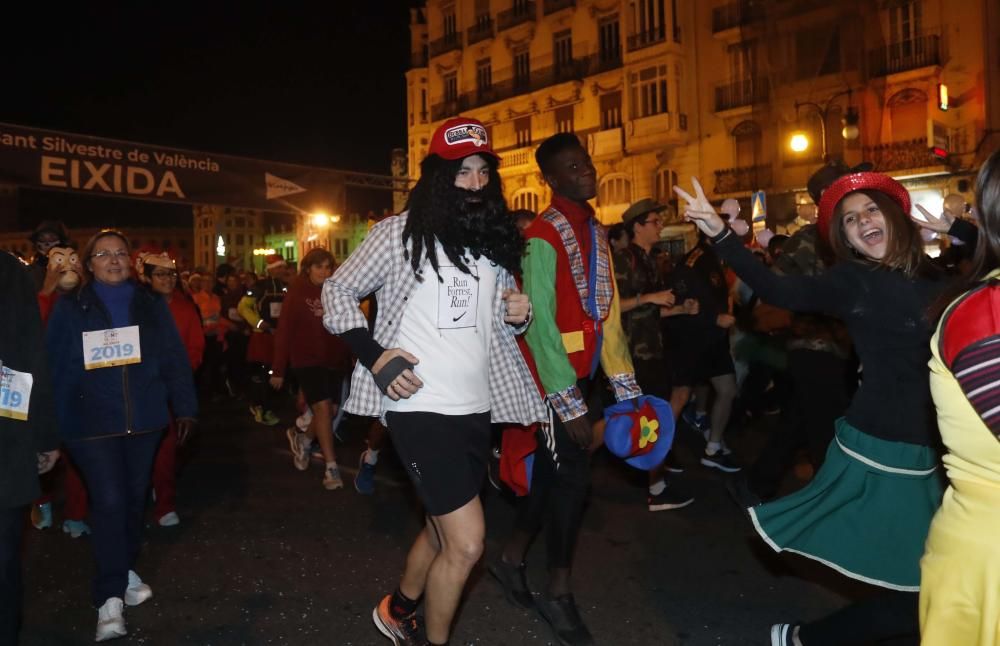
[321,213,548,425]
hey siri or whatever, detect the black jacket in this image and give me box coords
[0,252,59,508]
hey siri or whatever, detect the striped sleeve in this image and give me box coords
[941,282,1000,438]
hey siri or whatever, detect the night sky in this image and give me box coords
[2,3,414,229]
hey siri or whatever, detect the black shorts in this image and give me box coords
[293,366,344,406]
[385,410,491,516]
[670,335,734,386]
[632,358,672,400]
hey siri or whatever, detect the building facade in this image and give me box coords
[407,0,999,236]
[0,225,194,268]
[193,204,265,273]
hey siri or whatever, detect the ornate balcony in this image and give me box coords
[467,18,494,45]
[862,139,943,172]
[498,1,536,31]
[627,25,666,52]
[712,0,764,33]
[868,35,941,77]
[714,78,769,112]
[543,0,575,15]
[714,164,772,194]
[429,32,462,58]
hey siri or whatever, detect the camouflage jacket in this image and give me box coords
[613,243,663,361]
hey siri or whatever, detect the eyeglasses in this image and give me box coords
[90,250,130,261]
[151,271,178,279]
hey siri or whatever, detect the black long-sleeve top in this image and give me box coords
[713,231,957,446]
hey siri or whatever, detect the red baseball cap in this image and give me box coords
[817,172,911,240]
[427,117,499,161]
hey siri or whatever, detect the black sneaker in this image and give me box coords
[487,559,534,610]
[647,484,694,512]
[536,594,595,646]
[701,450,742,473]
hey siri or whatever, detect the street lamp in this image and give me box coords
[789,89,860,161]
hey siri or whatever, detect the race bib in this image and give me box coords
[437,265,479,330]
[82,326,142,370]
[0,361,33,421]
[269,301,282,319]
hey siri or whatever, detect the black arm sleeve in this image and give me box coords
[338,327,386,371]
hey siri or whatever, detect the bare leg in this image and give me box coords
[305,399,336,464]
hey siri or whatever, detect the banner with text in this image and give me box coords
[0,122,346,214]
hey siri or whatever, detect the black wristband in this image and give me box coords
[710,227,733,244]
[372,356,415,394]
[339,327,386,370]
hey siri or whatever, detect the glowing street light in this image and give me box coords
[312,212,331,228]
[789,132,810,153]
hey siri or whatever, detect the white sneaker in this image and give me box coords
[95,597,126,642]
[286,428,310,471]
[157,511,180,527]
[124,570,152,607]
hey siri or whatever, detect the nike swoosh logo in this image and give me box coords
[452,311,467,322]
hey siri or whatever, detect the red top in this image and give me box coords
[272,277,352,377]
[523,194,605,379]
[37,291,60,325]
[168,293,205,371]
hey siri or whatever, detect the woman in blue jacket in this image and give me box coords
[46,229,197,642]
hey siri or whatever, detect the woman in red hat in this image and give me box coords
[920,149,1000,645]
[676,172,976,646]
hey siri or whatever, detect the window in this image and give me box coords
[236,234,245,246]
[598,16,621,64]
[515,116,532,146]
[553,30,573,75]
[512,191,539,213]
[889,1,922,46]
[555,105,574,133]
[630,64,668,119]
[335,239,349,256]
[795,25,840,80]
[475,0,490,22]
[513,49,530,89]
[728,40,757,81]
[443,8,457,37]
[513,0,531,11]
[632,0,665,41]
[420,89,428,122]
[732,120,762,168]
[670,0,680,42]
[674,62,684,119]
[476,58,493,97]
[600,91,622,130]
[443,72,458,102]
[599,175,632,206]
[654,168,678,205]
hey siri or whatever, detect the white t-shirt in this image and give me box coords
[384,245,498,415]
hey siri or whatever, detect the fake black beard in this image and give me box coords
[435,186,507,253]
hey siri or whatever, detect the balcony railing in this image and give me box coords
[714,164,772,194]
[429,54,622,121]
[712,0,765,33]
[467,18,494,45]
[627,25,666,52]
[868,34,941,77]
[429,32,462,58]
[863,138,943,172]
[714,78,769,112]
[543,0,575,15]
[498,1,536,31]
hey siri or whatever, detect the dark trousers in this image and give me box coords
[224,331,249,393]
[513,380,594,570]
[67,431,163,607]
[197,335,226,397]
[798,590,919,645]
[0,506,24,645]
[748,349,850,499]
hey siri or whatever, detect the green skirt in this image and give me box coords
[749,418,944,591]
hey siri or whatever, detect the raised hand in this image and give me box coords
[911,204,954,234]
[674,177,726,237]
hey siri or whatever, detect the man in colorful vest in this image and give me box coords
[491,133,641,646]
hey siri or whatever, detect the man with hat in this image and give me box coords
[323,116,545,646]
[614,198,696,511]
[238,254,289,426]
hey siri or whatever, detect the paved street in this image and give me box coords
[19,396,864,645]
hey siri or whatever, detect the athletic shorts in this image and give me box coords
[293,366,344,406]
[385,410,491,516]
[670,335,734,386]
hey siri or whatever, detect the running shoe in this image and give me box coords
[62,519,91,538]
[286,428,310,471]
[682,408,709,433]
[95,597,126,642]
[701,450,742,473]
[323,466,344,490]
[372,594,427,646]
[31,502,52,530]
[535,593,595,646]
[647,484,695,512]
[487,558,534,610]
[770,623,798,646]
[157,511,180,527]
[124,570,152,606]
[355,451,377,495]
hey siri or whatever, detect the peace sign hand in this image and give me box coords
[911,204,954,234]
[674,177,727,237]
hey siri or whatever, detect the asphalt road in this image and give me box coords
[18,396,865,646]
